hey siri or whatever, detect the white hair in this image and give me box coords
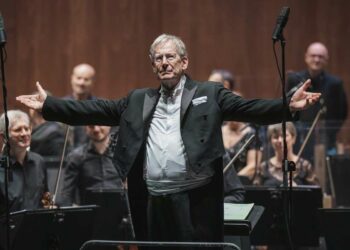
[0,110,30,134]
[149,34,187,60]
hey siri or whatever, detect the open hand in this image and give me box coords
[16,81,48,112]
[289,79,321,112]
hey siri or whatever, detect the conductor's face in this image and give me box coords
[152,41,188,90]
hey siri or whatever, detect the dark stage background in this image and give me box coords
[0,0,349,142]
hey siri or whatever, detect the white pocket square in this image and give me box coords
[192,96,208,106]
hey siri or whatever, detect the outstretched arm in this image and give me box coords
[219,79,321,124]
[17,82,127,126]
[16,82,47,111]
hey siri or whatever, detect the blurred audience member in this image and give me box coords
[0,110,49,215]
[258,122,319,187]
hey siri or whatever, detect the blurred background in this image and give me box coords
[0,0,349,142]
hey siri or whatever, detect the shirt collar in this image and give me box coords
[8,151,31,167]
[159,75,186,98]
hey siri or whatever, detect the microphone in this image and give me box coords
[272,6,290,42]
[0,14,6,46]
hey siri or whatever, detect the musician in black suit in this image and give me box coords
[17,34,320,246]
[288,42,348,158]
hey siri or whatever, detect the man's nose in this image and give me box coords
[20,129,28,135]
[161,56,169,65]
[313,55,321,62]
[92,126,100,132]
[77,80,85,85]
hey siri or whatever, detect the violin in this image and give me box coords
[41,191,56,209]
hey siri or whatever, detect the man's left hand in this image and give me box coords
[289,79,321,112]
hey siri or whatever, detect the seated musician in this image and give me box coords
[58,125,123,206]
[222,120,262,185]
[0,110,50,215]
[258,122,319,187]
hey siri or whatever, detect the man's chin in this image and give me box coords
[91,137,107,143]
[16,144,30,150]
[159,77,180,90]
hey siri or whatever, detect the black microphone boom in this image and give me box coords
[272,6,290,42]
[0,14,6,46]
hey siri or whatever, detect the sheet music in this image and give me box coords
[224,203,254,221]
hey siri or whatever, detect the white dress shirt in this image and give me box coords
[145,75,213,195]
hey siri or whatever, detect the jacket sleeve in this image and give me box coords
[42,95,129,126]
[217,84,295,124]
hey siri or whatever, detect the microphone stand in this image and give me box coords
[275,33,296,250]
[0,37,11,250]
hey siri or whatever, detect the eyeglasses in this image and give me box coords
[153,53,179,64]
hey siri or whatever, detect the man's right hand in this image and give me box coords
[16,81,48,112]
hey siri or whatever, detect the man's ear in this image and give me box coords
[181,56,189,70]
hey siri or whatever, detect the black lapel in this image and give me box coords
[181,78,198,122]
[143,88,159,122]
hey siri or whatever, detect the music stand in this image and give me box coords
[244,186,322,247]
[224,205,265,250]
[224,205,264,236]
[326,155,350,207]
[318,208,350,250]
[0,205,97,250]
[84,188,131,241]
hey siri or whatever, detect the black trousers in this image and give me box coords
[147,177,223,250]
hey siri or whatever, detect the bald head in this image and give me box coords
[305,42,329,76]
[71,63,96,100]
